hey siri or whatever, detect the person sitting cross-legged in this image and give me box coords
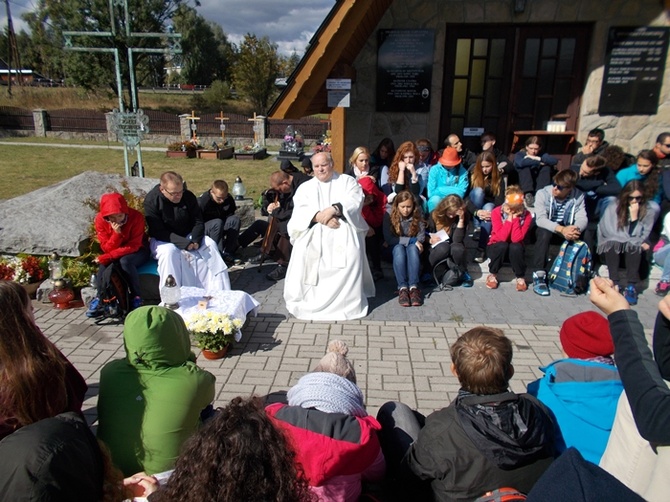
[531,169,588,296]
[376,326,556,501]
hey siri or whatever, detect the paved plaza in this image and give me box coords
[35,255,658,428]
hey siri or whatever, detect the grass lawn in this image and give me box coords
[0,140,282,202]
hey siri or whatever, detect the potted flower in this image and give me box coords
[0,254,48,297]
[185,311,243,360]
[166,140,197,158]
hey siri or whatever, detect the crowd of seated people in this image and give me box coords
[340,129,669,303]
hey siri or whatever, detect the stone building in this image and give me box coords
[269,0,670,170]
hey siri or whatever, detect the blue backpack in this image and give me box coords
[548,240,592,295]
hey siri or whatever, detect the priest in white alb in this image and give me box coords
[283,152,375,320]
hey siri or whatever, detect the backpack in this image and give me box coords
[433,257,464,291]
[548,240,592,295]
[474,487,527,502]
[95,262,131,324]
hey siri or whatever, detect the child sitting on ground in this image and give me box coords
[528,311,623,464]
[383,190,426,307]
[377,327,556,500]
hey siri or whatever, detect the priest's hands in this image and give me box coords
[315,207,340,228]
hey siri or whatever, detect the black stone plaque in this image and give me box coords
[599,26,669,115]
[376,29,434,112]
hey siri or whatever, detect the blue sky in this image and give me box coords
[2,0,335,56]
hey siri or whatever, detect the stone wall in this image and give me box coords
[347,0,670,156]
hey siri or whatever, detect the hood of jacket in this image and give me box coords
[99,192,130,218]
[456,391,555,470]
[122,306,194,369]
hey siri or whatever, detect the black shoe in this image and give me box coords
[474,248,486,263]
[266,265,286,281]
[222,253,235,264]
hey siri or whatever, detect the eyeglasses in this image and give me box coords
[628,195,642,201]
[162,187,184,197]
[664,144,670,147]
[552,183,568,190]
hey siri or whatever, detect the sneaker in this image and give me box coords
[409,287,423,306]
[516,277,528,292]
[266,265,287,281]
[624,285,638,306]
[524,193,535,208]
[86,297,104,318]
[461,272,473,288]
[247,253,268,264]
[398,288,411,307]
[131,296,143,310]
[474,248,486,263]
[486,274,498,289]
[656,280,670,296]
[532,271,550,296]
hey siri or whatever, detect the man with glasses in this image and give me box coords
[654,132,670,169]
[144,171,230,291]
[571,128,609,170]
[198,179,241,264]
[532,170,587,296]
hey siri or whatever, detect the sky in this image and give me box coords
[2,0,335,57]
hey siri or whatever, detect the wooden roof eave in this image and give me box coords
[269,0,392,119]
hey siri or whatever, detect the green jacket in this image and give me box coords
[97,306,215,475]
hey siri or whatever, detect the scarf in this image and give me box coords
[287,372,367,417]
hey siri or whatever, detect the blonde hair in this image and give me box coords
[348,146,370,169]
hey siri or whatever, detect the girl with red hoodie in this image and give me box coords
[359,176,387,281]
[86,192,150,317]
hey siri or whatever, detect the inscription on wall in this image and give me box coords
[599,26,669,115]
[376,29,435,112]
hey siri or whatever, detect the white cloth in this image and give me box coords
[283,173,375,320]
[174,287,260,342]
[600,389,670,501]
[150,235,230,292]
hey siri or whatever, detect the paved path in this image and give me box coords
[35,253,658,427]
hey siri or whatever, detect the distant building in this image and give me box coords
[0,58,34,84]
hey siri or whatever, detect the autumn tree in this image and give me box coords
[232,33,280,113]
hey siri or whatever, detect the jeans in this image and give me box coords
[655,244,670,281]
[204,216,241,254]
[392,243,421,289]
[468,188,494,248]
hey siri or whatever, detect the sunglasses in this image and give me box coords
[628,195,642,201]
[552,183,568,190]
[664,143,670,147]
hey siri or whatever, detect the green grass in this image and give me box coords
[0,140,280,202]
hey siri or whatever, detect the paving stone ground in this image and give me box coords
[35,247,658,428]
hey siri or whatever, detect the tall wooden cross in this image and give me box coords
[247,113,266,147]
[216,111,229,145]
[62,0,182,177]
[187,110,200,143]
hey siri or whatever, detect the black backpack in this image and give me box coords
[432,257,465,291]
[95,262,131,324]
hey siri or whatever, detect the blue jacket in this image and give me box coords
[528,359,623,464]
[426,164,468,212]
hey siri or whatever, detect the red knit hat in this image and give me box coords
[438,147,461,167]
[559,311,613,359]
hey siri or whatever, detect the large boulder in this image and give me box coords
[0,172,157,257]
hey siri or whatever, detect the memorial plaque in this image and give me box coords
[598,26,669,115]
[376,29,434,112]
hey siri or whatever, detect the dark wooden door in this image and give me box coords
[440,24,592,157]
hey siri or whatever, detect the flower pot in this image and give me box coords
[166,150,196,159]
[197,147,235,160]
[21,280,43,298]
[201,345,230,360]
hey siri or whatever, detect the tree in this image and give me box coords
[232,33,280,113]
[171,5,234,86]
[24,0,194,105]
[279,51,301,78]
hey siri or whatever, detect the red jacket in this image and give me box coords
[265,403,382,486]
[358,177,387,229]
[95,193,147,265]
[488,205,533,246]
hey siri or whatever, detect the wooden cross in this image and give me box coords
[247,113,259,145]
[216,110,229,144]
[188,110,200,142]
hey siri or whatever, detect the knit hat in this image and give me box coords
[287,372,367,417]
[438,147,461,167]
[312,340,356,383]
[280,159,299,173]
[559,312,614,359]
